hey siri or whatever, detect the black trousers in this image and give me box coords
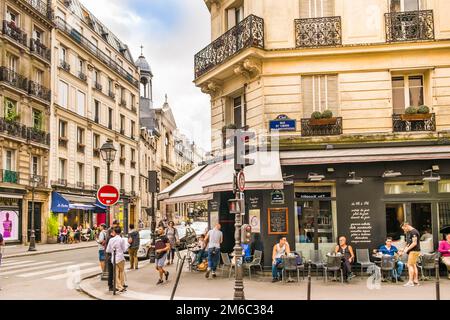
[342,258,352,278]
[107,259,114,288]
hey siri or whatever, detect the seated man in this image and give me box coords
[271,236,290,282]
[242,243,252,263]
[378,237,404,282]
[194,234,208,265]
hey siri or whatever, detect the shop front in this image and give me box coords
[0,191,24,244]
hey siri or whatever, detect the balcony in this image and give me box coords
[60,60,70,72]
[2,21,27,47]
[28,174,47,188]
[76,181,85,189]
[0,67,29,92]
[300,117,343,137]
[392,113,436,132]
[93,148,100,157]
[28,81,51,102]
[385,10,434,42]
[23,0,52,19]
[58,136,68,147]
[78,72,87,82]
[108,91,115,99]
[1,169,19,184]
[54,17,139,88]
[77,143,85,153]
[194,14,264,79]
[53,179,68,187]
[30,39,51,62]
[0,118,50,145]
[295,16,342,48]
[119,99,127,108]
[94,82,103,92]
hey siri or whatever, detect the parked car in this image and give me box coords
[124,229,153,260]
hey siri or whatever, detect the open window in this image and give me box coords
[226,1,244,30]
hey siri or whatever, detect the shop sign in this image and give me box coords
[249,209,260,233]
[296,192,331,199]
[271,190,285,204]
[269,115,296,132]
[0,210,19,241]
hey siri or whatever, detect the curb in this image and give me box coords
[3,243,97,259]
[78,273,102,300]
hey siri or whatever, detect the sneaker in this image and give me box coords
[397,277,404,282]
[165,271,170,281]
[272,278,278,283]
[414,282,420,286]
[403,281,414,287]
[156,279,164,285]
[108,287,114,292]
[212,272,217,278]
[205,269,211,279]
[348,273,356,280]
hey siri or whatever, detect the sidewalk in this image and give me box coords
[80,259,450,300]
[2,241,97,259]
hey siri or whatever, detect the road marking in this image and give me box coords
[45,266,101,280]
[0,262,73,276]
[18,263,94,277]
[0,261,54,272]
[0,260,34,267]
[0,259,19,264]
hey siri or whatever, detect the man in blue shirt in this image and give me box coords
[378,237,404,282]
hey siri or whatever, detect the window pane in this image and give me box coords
[385,181,430,194]
[77,91,85,116]
[409,87,424,107]
[58,81,68,107]
[438,180,450,193]
[392,77,404,88]
[404,0,420,11]
[409,75,423,87]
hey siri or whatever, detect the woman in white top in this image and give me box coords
[272,236,290,282]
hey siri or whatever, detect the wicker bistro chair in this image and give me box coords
[380,255,397,283]
[418,253,440,280]
[310,250,325,279]
[243,250,263,279]
[282,256,300,283]
[220,252,235,278]
[323,255,344,283]
[356,249,375,276]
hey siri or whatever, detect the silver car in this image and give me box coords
[124,229,153,260]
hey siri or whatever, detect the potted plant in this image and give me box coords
[47,213,59,244]
[309,110,337,126]
[5,109,20,123]
[401,105,432,121]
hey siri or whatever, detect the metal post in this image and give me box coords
[435,257,440,301]
[113,249,116,295]
[149,191,156,263]
[233,172,245,300]
[106,162,111,227]
[28,178,36,251]
[307,260,312,301]
[170,256,186,300]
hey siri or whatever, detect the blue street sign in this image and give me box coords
[269,115,296,131]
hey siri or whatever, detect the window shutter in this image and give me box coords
[302,76,314,118]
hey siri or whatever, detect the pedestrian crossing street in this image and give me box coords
[0,259,100,281]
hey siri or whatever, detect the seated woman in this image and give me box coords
[193,234,207,265]
[335,236,355,282]
[59,226,68,244]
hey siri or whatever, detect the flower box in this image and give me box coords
[309,117,338,126]
[400,113,432,121]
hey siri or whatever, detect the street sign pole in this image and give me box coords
[233,170,245,301]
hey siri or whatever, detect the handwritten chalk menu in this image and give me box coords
[349,201,372,244]
[268,208,288,235]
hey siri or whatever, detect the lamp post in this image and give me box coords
[28,175,41,252]
[100,139,117,227]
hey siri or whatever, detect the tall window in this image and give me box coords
[4,98,17,119]
[130,120,135,139]
[78,58,84,74]
[33,27,43,43]
[302,74,338,118]
[165,134,170,163]
[78,163,84,183]
[60,46,67,62]
[94,70,100,84]
[6,8,19,26]
[390,0,423,12]
[35,69,43,85]
[131,149,135,162]
[77,91,85,116]
[120,173,125,189]
[77,127,85,146]
[120,144,125,159]
[5,150,15,171]
[59,158,66,180]
[94,167,100,186]
[58,80,68,107]
[120,115,125,133]
[392,75,424,115]
[94,100,100,123]
[31,156,40,176]
[108,78,113,93]
[300,0,335,18]
[32,109,43,130]
[232,96,245,129]
[8,55,18,72]
[131,176,135,192]
[59,120,67,138]
[93,133,100,149]
[226,4,244,30]
[108,108,113,129]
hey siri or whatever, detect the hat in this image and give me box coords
[112,220,119,225]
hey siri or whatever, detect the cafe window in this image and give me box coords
[392,75,424,115]
[384,181,430,194]
[438,180,450,193]
[438,203,450,239]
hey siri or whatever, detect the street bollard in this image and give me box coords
[113,249,116,296]
[435,257,440,301]
[307,260,312,301]
[170,256,186,300]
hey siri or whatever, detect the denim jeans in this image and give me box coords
[196,249,207,264]
[393,261,404,278]
[272,258,283,279]
[207,248,220,272]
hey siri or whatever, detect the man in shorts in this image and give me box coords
[97,224,107,272]
[154,226,170,285]
[400,222,421,287]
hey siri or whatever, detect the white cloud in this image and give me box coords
[81,0,212,151]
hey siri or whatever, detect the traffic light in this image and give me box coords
[241,224,252,244]
[234,128,256,171]
[148,171,160,193]
[228,198,244,214]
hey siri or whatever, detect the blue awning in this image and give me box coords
[51,192,70,213]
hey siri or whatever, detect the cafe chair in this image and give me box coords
[295,251,306,280]
[323,255,343,283]
[175,248,184,272]
[310,250,325,279]
[282,255,300,283]
[243,250,263,280]
[380,255,397,283]
[356,249,375,276]
[418,253,440,281]
[220,252,235,278]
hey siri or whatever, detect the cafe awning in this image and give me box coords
[51,192,70,213]
[159,151,284,204]
[280,145,450,166]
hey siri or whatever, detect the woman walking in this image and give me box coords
[165,221,179,265]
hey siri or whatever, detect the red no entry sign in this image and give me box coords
[237,171,245,192]
[97,185,120,206]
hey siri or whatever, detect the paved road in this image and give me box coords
[0,247,100,300]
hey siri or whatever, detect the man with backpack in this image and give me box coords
[128,224,140,270]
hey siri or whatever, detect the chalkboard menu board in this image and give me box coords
[349,201,372,245]
[268,208,288,235]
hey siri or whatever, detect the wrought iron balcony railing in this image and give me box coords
[52,179,67,187]
[28,81,51,102]
[76,181,85,189]
[0,67,29,92]
[0,118,50,145]
[392,113,436,132]
[301,117,343,137]
[385,10,434,42]
[30,39,51,62]
[194,15,264,79]
[108,91,115,99]
[2,20,27,47]
[94,82,103,91]
[54,17,139,88]
[295,16,342,48]
[78,72,87,82]
[1,169,19,184]
[93,148,100,157]
[23,0,52,19]
[28,174,48,188]
[60,60,70,72]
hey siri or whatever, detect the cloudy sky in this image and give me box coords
[81,0,212,151]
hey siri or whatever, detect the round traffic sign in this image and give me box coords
[237,171,245,192]
[97,185,120,206]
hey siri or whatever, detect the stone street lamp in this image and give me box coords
[100,139,117,227]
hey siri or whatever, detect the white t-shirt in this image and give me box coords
[207,229,222,249]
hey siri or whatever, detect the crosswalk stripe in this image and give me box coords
[44,266,101,280]
[18,263,94,278]
[0,260,34,267]
[0,261,54,272]
[0,262,73,276]
[0,259,19,264]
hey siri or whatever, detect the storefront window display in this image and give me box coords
[0,210,19,241]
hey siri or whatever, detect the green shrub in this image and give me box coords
[405,106,418,115]
[311,111,322,120]
[322,110,333,119]
[47,213,59,237]
[417,105,430,114]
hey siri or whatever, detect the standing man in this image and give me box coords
[105,220,119,291]
[106,226,129,292]
[154,226,170,285]
[97,224,107,273]
[204,223,223,279]
[128,224,140,270]
[400,222,421,287]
